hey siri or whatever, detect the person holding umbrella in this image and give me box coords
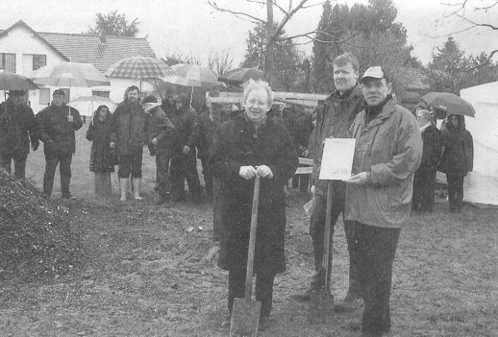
[439,114,473,212]
[110,85,147,201]
[86,105,115,197]
[210,79,298,330]
[37,89,83,199]
[0,90,39,179]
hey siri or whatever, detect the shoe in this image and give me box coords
[258,315,270,331]
[291,288,313,302]
[334,297,363,313]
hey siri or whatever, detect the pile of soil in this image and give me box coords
[0,170,81,281]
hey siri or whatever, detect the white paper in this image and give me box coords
[319,138,356,181]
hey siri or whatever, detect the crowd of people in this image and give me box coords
[0,52,474,337]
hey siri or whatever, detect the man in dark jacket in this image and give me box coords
[37,89,83,198]
[142,95,176,204]
[110,85,147,201]
[294,53,364,308]
[0,90,39,179]
[166,94,201,203]
[412,108,442,212]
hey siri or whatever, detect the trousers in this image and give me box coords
[44,153,72,197]
[0,152,27,179]
[447,173,464,211]
[170,151,201,201]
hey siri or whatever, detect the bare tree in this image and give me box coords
[208,51,234,77]
[444,0,498,65]
[207,0,326,83]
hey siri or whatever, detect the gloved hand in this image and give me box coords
[239,165,257,180]
[256,165,273,179]
[183,145,191,154]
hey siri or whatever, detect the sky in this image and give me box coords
[0,0,497,67]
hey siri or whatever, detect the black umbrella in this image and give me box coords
[420,92,476,118]
[219,67,264,85]
[0,72,39,113]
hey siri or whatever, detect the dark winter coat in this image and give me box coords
[111,101,147,155]
[146,106,176,155]
[418,124,442,171]
[439,118,473,175]
[310,86,364,184]
[0,100,38,157]
[282,105,313,155]
[197,110,219,159]
[165,106,199,154]
[210,113,298,274]
[37,104,83,156]
[86,116,115,173]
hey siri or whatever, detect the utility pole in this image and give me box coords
[265,0,274,85]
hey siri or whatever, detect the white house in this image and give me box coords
[0,20,156,114]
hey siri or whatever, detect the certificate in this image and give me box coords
[319,138,356,180]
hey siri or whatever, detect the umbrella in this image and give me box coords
[69,95,116,117]
[32,62,110,87]
[160,63,221,88]
[0,72,39,91]
[105,56,169,80]
[219,67,264,85]
[420,92,476,118]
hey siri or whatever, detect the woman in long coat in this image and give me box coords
[210,80,298,329]
[86,105,115,196]
[439,114,473,212]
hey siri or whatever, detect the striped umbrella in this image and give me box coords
[105,56,169,80]
[160,63,221,88]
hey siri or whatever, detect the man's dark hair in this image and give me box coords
[332,52,360,73]
[124,85,140,101]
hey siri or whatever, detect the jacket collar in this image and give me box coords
[359,98,396,130]
[325,84,362,102]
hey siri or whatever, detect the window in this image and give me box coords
[32,54,46,70]
[92,90,110,98]
[39,88,50,105]
[0,53,16,73]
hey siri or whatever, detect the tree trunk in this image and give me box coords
[265,0,274,85]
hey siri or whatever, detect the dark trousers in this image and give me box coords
[155,152,171,198]
[228,267,275,318]
[347,221,400,335]
[412,168,437,212]
[0,152,27,179]
[118,150,143,178]
[170,151,201,201]
[44,153,72,197]
[200,156,213,198]
[447,174,464,211]
[212,177,224,241]
[310,181,360,297]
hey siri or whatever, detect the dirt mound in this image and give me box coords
[0,170,81,282]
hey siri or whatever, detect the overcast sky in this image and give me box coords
[0,0,497,66]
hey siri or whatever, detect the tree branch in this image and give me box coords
[208,0,266,24]
[273,0,310,39]
[457,14,498,30]
[245,0,266,6]
[273,0,290,16]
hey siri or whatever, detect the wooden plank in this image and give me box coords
[299,157,314,166]
[295,167,313,175]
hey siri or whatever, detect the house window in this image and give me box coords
[39,88,50,105]
[0,53,16,73]
[32,54,47,70]
[92,90,110,98]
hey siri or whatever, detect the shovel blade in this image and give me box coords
[308,289,334,324]
[230,298,261,337]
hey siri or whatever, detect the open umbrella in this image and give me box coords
[32,62,110,87]
[106,56,169,92]
[69,95,116,117]
[219,67,264,86]
[0,72,39,113]
[420,92,476,118]
[161,63,221,88]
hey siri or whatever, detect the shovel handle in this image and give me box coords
[245,175,261,299]
[322,181,333,289]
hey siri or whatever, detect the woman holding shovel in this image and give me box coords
[210,79,298,331]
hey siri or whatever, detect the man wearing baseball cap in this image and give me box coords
[344,66,422,336]
[37,89,83,198]
[0,90,39,179]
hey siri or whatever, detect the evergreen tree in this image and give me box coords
[87,11,139,37]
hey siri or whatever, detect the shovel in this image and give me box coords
[308,180,334,324]
[230,175,262,337]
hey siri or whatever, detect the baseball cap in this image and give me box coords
[360,66,385,83]
[53,89,66,96]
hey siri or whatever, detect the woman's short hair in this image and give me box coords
[243,79,273,107]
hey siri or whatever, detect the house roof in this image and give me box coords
[0,20,156,72]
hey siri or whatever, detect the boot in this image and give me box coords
[132,178,143,200]
[119,178,128,201]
